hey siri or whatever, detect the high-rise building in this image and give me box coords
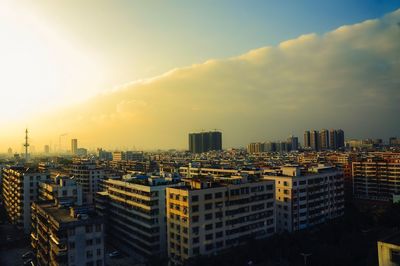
[329,129,338,149]
[1,166,49,233]
[304,131,311,148]
[288,136,299,151]
[95,175,182,258]
[71,139,78,155]
[337,129,345,148]
[310,130,320,151]
[264,165,344,232]
[320,129,330,150]
[44,145,50,154]
[31,203,105,266]
[166,175,275,264]
[247,142,265,153]
[188,131,222,153]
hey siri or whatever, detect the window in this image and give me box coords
[69,242,75,249]
[96,260,103,266]
[86,239,93,246]
[192,227,199,234]
[192,195,199,202]
[96,225,102,232]
[192,205,199,212]
[215,192,223,198]
[204,194,212,200]
[205,224,213,230]
[86,250,93,258]
[69,229,76,235]
[391,249,400,264]
[192,216,199,223]
[205,203,212,210]
[86,225,93,233]
[193,237,199,244]
[205,244,213,251]
[193,247,200,255]
[216,231,223,238]
[216,222,223,228]
[96,249,101,256]
[206,234,213,240]
[86,262,94,266]
[205,213,213,220]
[95,238,101,244]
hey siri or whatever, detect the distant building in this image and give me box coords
[166,175,275,264]
[304,131,311,149]
[31,203,105,266]
[288,135,299,151]
[264,165,344,232]
[337,129,345,149]
[76,148,88,157]
[70,159,105,204]
[44,145,50,154]
[377,233,400,266]
[71,139,78,155]
[320,129,329,150]
[189,131,222,153]
[389,137,400,146]
[310,130,320,151]
[98,149,113,161]
[247,142,265,153]
[1,166,49,233]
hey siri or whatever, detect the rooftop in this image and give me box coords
[380,232,400,246]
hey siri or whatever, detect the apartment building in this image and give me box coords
[31,202,105,266]
[264,165,344,232]
[179,165,262,179]
[377,232,400,266]
[1,166,49,233]
[95,175,182,258]
[352,158,400,201]
[39,175,83,206]
[70,160,105,204]
[166,175,275,264]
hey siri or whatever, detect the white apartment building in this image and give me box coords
[264,165,344,232]
[166,175,275,264]
[31,202,105,266]
[39,175,83,206]
[95,175,182,258]
[70,160,105,204]
[1,166,49,233]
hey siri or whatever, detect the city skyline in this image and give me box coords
[1,2,399,151]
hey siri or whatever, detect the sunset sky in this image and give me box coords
[1,1,400,152]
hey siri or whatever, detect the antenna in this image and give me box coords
[24,128,29,162]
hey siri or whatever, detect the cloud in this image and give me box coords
[32,9,400,150]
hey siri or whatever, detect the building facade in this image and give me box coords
[95,175,182,258]
[264,165,344,232]
[70,160,105,204]
[31,202,105,266]
[1,166,49,233]
[352,158,400,201]
[39,175,83,206]
[188,131,222,153]
[166,175,275,264]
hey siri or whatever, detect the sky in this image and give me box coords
[0,1,400,152]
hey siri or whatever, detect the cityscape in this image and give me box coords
[1,2,400,266]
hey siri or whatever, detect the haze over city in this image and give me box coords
[1,1,399,151]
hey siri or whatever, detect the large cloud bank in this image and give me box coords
[36,9,400,150]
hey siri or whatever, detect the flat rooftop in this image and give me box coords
[381,232,400,246]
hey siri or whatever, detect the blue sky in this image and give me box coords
[27,0,400,83]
